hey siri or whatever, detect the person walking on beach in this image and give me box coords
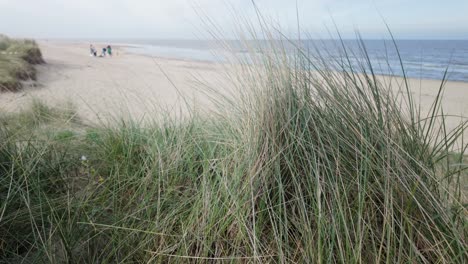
[101,47,107,57]
[90,44,96,57]
[107,45,112,56]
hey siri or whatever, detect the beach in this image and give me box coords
[1,40,467,263]
[0,41,231,123]
[4,0,468,260]
[1,41,467,129]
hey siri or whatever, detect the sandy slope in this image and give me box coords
[0,41,467,139]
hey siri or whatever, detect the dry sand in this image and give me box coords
[0,41,467,137]
[0,41,230,123]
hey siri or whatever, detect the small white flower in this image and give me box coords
[81,155,88,161]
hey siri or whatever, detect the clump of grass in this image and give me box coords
[233,51,467,262]
[0,54,36,79]
[0,68,21,91]
[0,37,467,263]
[0,35,43,91]
[0,100,79,135]
[5,39,45,65]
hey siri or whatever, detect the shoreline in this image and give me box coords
[126,48,468,84]
[124,48,468,84]
[39,39,468,84]
[116,39,468,83]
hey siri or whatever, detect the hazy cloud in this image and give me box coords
[0,0,467,39]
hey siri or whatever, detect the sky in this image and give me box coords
[0,0,467,40]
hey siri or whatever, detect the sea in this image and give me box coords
[113,39,468,82]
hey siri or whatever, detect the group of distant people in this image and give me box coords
[90,44,112,57]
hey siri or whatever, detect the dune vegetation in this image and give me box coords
[0,35,44,91]
[0,30,467,263]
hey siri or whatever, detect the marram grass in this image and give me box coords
[0,37,467,263]
[0,35,43,91]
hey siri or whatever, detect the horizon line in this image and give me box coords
[36,37,468,41]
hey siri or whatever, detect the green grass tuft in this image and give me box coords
[0,35,44,91]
